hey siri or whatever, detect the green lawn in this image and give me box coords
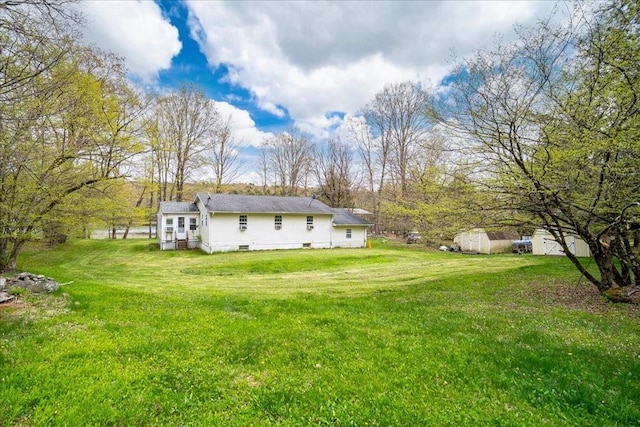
[1,239,639,426]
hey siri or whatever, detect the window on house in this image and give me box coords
[166,218,174,226]
[306,216,314,230]
[275,215,282,230]
[190,218,197,231]
[239,215,248,230]
[346,228,352,239]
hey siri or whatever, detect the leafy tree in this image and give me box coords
[0,11,144,273]
[0,0,79,100]
[383,136,483,245]
[438,0,640,297]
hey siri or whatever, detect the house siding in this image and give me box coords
[203,213,333,253]
[158,195,370,253]
[331,226,367,248]
[195,198,210,251]
[158,213,200,250]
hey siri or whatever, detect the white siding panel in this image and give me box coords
[208,213,333,252]
[157,213,200,250]
[331,226,368,248]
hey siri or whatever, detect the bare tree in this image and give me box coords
[313,137,353,207]
[345,115,384,233]
[208,115,244,192]
[154,84,220,202]
[256,146,271,194]
[262,126,313,196]
[146,113,175,203]
[361,81,432,198]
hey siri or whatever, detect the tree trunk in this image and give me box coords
[0,238,26,274]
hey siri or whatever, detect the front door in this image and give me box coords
[177,216,187,239]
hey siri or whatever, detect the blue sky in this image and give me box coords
[78,0,562,150]
[154,0,292,134]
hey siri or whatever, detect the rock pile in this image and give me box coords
[0,272,60,303]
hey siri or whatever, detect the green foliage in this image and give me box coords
[7,286,28,297]
[0,19,145,270]
[1,240,638,425]
[437,0,640,292]
[382,168,483,244]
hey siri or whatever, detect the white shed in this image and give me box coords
[532,229,591,257]
[453,228,519,254]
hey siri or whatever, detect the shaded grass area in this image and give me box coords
[1,239,639,425]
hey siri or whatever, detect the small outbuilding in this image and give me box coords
[532,229,591,257]
[453,228,519,254]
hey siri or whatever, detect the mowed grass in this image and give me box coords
[1,239,639,426]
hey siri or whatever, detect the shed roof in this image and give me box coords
[485,231,519,241]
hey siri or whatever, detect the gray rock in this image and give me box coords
[43,280,59,293]
[0,291,14,303]
[0,277,6,291]
[5,272,60,294]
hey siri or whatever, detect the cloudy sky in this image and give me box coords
[78,0,562,149]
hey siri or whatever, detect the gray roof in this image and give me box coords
[159,195,371,227]
[331,208,372,226]
[486,231,519,241]
[196,193,336,215]
[158,201,198,214]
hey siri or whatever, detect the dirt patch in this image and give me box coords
[528,280,640,318]
[0,298,28,310]
[234,373,263,388]
[0,293,70,322]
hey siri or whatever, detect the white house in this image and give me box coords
[157,193,371,253]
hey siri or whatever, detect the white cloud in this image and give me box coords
[185,1,559,136]
[78,0,181,82]
[255,100,287,119]
[214,101,274,148]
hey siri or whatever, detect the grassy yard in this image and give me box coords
[1,239,639,426]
